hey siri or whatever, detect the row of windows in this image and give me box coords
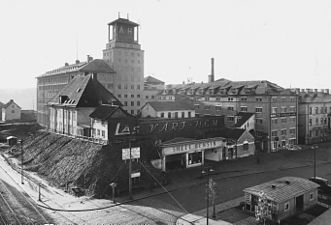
[309,129,329,137]
[309,117,328,126]
[117,84,141,90]
[123,101,141,107]
[117,58,141,64]
[272,117,296,124]
[309,106,331,115]
[272,106,296,113]
[161,111,192,119]
[271,128,296,136]
[118,94,141,98]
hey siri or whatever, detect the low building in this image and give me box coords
[243,177,319,224]
[48,74,121,137]
[1,99,21,121]
[161,128,255,171]
[140,101,195,119]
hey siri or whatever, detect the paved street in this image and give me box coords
[1,144,331,224]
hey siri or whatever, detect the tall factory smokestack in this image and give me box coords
[208,58,215,83]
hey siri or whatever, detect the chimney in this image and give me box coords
[87,55,93,62]
[300,89,305,93]
[65,62,69,66]
[326,89,330,94]
[208,58,215,83]
[314,89,318,93]
[75,60,80,64]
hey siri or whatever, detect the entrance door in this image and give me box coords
[296,195,304,211]
[166,154,185,170]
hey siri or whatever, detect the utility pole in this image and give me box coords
[21,139,24,185]
[128,139,132,200]
[206,176,209,225]
[38,183,41,201]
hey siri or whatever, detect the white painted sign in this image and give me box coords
[163,139,224,155]
[131,172,141,178]
[122,147,140,160]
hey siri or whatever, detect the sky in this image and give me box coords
[1,0,331,90]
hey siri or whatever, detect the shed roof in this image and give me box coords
[145,101,194,111]
[244,177,319,203]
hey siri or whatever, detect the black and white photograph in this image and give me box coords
[1,0,331,224]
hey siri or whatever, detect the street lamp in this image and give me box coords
[311,145,319,178]
[201,167,216,224]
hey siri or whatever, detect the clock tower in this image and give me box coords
[103,17,144,115]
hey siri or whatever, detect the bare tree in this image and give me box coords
[255,191,272,225]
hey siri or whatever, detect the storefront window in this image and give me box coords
[188,152,202,165]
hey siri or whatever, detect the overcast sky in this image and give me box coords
[1,0,331,90]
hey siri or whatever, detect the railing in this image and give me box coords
[48,130,108,145]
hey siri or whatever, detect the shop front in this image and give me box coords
[160,137,224,171]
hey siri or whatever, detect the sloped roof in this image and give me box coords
[244,177,319,203]
[79,59,115,74]
[146,101,194,111]
[162,137,194,145]
[108,18,139,26]
[235,112,255,127]
[41,61,87,77]
[144,76,165,85]
[90,104,134,120]
[48,74,121,108]
[3,99,21,109]
[218,128,245,140]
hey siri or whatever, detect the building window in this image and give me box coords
[181,112,185,118]
[255,107,263,113]
[285,202,290,211]
[281,129,287,135]
[11,110,15,113]
[316,118,319,124]
[309,107,312,115]
[290,128,296,135]
[146,96,149,99]
[97,129,100,136]
[272,118,278,124]
[107,83,114,89]
[124,101,128,106]
[131,101,134,106]
[118,94,121,98]
[131,110,134,114]
[216,106,222,111]
[315,107,319,114]
[241,97,247,101]
[124,94,128,98]
[256,119,263,124]
[243,143,249,150]
[102,130,105,138]
[137,94,140,98]
[188,111,191,118]
[117,84,121,89]
[228,97,233,102]
[131,94,134,98]
[309,118,312,126]
[131,85,134,90]
[168,112,171,118]
[240,106,247,112]
[175,112,178,118]
[227,106,234,111]
[271,130,278,137]
[256,97,262,102]
[227,116,234,122]
[282,107,287,113]
[310,192,314,200]
[124,84,128,89]
[137,101,140,106]
[272,107,278,113]
[137,84,141,90]
[281,118,287,123]
[160,112,164,118]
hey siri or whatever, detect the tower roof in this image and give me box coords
[108,18,139,27]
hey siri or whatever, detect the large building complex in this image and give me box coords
[37,17,144,128]
[163,66,299,152]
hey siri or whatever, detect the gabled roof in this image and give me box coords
[108,18,139,26]
[218,128,246,140]
[244,177,319,203]
[235,112,255,128]
[90,104,134,120]
[79,59,115,74]
[48,74,121,108]
[144,76,165,85]
[145,101,194,111]
[3,99,21,109]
